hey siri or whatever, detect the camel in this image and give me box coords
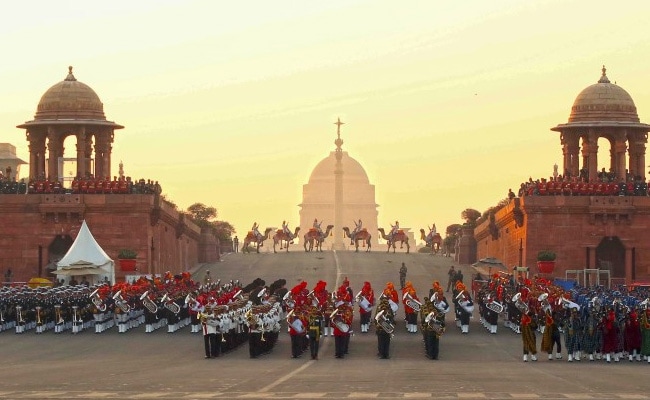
[242,228,273,254]
[378,228,410,253]
[420,228,443,254]
[342,227,372,252]
[303,225,334,252]
[272,227,301,253]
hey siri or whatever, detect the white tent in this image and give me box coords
[56,220,115,284]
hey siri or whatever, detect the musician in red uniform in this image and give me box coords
[288,307,307,358]
[402,281,420,333]
[332,296,353,359]
[357,281,375,333]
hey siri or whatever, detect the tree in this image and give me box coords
[186,203,235,242]
[461,208,481,227]
[187,203,217,228]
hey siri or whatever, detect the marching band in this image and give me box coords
[2,268,650,366]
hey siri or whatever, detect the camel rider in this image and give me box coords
[390,220,400,240]
[429,223,437,239]
[252,222,262,241]
[351,219,362,244]
[282,220,292,238]
[313,218,322,233]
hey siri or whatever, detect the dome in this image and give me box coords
[34,66,106,121]
[568,66,639,123]
[308,151,370,184]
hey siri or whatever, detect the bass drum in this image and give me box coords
[290,318,305,334]
[389,299,399,313]
[358,297,372,312]
[334,320,350,333]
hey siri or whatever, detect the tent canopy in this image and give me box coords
[56,220,115,284]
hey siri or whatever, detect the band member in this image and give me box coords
[640,307,650,363]
[521,310,538,361]
[541,308,562,360]
[375,297,394,359]
[332,301,353,359]
[453,282,473,334]
[624,308,641,361]
[382,282,399,309]
[563,307,582,361]
[307,304,323,360]
[288,308,307,358]
[201,306,219,359]
[357,281,375,333]
[402,281,420,333]
[601,306,620,363]
[421,291,447,360]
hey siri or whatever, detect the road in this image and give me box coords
[0,250,648,400]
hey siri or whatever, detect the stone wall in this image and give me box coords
[0,193,217,283]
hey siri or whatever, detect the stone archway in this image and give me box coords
[48,234,74,265]
[595,236,625,278]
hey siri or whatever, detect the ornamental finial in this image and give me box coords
[65,65,77,82]
[598,65,610,84]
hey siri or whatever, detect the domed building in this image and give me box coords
[474,67,650,285]
[299,123,379,249]
[17,66,123,182]
[0,67,219,284]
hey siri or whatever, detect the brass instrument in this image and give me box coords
[36,306,42,326]
[558,296,580,311]
[425,310,445,336]
[374,309,395,335]
[185,293,197,308]
[161,293,181,314]
[329,308,350,333]
[457,290,476,313]
[282,291,295,309]
[16,305,25,324]
[140,291,158,314]
[55,304,64,325]
[308,290,319,306]
[90,288,107,312]
[482,292,502,314]
[639,298,649,310]
[512,292,529,314]
[403,292,422,312]
[538,293,551,313]
[113,290,131,313]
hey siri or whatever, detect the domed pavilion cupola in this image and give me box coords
[17,66,124,182]
[551,66,650,182]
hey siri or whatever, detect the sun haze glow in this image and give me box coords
[2,0,650,239]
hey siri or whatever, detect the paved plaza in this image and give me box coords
[1,251,648,400]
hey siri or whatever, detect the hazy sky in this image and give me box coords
[2,0,650,241]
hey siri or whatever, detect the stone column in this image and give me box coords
[47,126,61,181]
[613,131,627,180]
[76,126,87,179]
[84,134,93,177]
[26,131,46,180]
[562,132,581,177]
[627,131,647,180]
[582,131,598,181]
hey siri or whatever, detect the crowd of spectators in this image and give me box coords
[0,175,161,195]
[516,169,649,198]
